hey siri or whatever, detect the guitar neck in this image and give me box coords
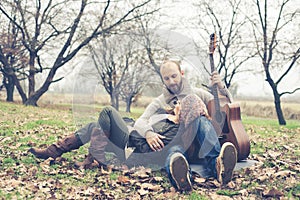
[209,53,221,112]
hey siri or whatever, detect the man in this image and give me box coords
[29,60,236,190]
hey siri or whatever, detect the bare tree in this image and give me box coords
[119,53,153,112]
[129,8,179,78]
[89,36,129,110]
[193,0,257,93]
[90,34,153,111]
[0,0,156,106]
[250,0,300,125]
[0,10,28,102]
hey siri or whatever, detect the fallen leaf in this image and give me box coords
[194,177,206,184]
[148,184,162,192]
[137,188,148,196]
[117,175,130,184]
[257,174,269,182]
[274,170,295,177]
[153,176,163,182]
[239,189,248,196]
[263,188,284,198]
[227,181,236,189]
[141,182,153,189]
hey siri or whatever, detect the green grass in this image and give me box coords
[242,115,300,129]
[289,184,300,198]
[216,189,240,197]
[23,119,69,129]
[188,192,209,200]
[2,157,16,167]
[109,172,119,180]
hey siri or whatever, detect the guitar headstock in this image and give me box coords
[209,33,217,55]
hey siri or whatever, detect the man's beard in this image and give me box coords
[168,81,182,94]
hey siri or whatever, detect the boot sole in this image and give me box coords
[170,153,192,191]
[217,142,237,185]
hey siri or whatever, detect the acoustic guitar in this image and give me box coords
[207,33,250,161]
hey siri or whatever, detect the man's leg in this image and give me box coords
[29,122,97,160]
[196,116,237,184]
[216,142,237,185]
[165,145,193,192]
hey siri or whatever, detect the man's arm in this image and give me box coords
[211,71,233,102]
[134,95,166,151]
[193,71,233,104]
[134,95,163,137]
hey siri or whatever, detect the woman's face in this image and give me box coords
[174,101,181,118]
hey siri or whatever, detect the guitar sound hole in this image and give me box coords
[222,116,229,134]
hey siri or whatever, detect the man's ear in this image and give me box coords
[181,70,184,76]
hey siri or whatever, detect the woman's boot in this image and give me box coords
[29,134,83,159]
[74,153,99,169]
[75,127,109,169]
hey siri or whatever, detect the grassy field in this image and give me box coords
[0,100,299,199]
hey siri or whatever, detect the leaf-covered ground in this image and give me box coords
[0,101,299,199]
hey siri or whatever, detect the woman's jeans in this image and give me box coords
[166,116,221,180]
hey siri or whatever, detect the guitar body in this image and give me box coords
[208,96,250,161]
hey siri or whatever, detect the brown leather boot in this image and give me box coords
[74,153,99,169]
[75,127,109,168]
[29,134,83,159]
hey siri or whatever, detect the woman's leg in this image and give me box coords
[76,106,130,168]
[98,106,129,149]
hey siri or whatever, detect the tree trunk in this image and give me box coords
[24,79,50,106]
[110,93,117,110]
[274,93,286,125]
[4,76,14,102]
[115,94,119,111]
[24,96,38,106]
[28,55,36,97]
[24,63,60,106]
[125,98,132,113]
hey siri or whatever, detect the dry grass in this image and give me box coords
[238,100,300,120]
[1,91,299,120]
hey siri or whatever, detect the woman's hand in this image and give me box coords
[145,131,165,151]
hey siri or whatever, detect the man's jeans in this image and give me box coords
[166,116,221,182]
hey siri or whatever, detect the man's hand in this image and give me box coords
[145,131,165,151]
[211,71,225,89]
